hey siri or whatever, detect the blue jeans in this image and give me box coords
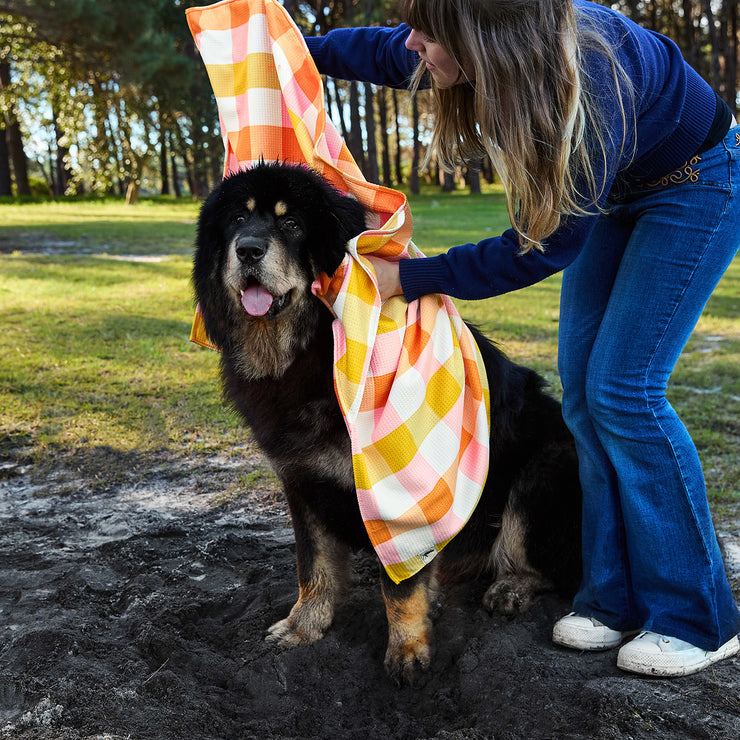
[558,126,740,651]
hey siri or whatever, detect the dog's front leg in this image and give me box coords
[267,503,349,647]
[381,563,437,685]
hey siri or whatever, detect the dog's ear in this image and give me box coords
[331,191,367,242]
[312,187,367,276]
[192,183,232,348]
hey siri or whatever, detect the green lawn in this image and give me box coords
[1,191,738,505]
[0,197,200,255]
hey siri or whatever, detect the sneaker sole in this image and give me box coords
[552,626,637,651]
[617,635,740,677]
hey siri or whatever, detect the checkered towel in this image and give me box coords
[187,0,490,583]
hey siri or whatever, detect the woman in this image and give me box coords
[304,0,740,676]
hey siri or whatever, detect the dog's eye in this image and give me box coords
[233,214,247,225]
[281,217,300,231]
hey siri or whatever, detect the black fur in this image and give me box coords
[193,162,582,684]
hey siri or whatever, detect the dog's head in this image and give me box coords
[193,162,366,376]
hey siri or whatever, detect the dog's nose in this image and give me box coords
[235,237,266,264]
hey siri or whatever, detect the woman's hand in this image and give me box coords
[366,256,404,302]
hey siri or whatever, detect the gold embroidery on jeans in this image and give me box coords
[736,132,740,146]
[645,156,701,188]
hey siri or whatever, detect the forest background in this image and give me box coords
[1,0,739,203]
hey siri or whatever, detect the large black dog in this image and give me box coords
[193,161,582,684]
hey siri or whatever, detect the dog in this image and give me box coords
[193,161,582,685]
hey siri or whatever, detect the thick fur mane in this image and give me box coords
[192,162,367,380]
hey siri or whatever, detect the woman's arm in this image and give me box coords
[398,216,598,302]
[305,24,419,89]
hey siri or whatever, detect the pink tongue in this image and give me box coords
[241,285,274,316]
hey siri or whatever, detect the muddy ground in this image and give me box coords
[1,437,738,740]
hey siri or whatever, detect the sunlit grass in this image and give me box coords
[0,252,236,459]
[0,197,200,255]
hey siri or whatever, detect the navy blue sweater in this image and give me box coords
[305,1,718,300]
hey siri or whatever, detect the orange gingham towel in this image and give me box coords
[186,0,490,583]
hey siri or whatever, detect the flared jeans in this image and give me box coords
[558,126,740,651]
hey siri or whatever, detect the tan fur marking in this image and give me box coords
[485,501,551,614]
[266,515,350,646]
[383,576,434,682]
[274,201,287,217]
[246,197,256,211]
[386,586,431,640]
[490,503,533,577]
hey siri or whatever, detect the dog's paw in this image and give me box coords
[384,638,432,686]
[265,617,324,647]
[482,579,533,615]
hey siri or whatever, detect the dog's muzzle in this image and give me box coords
[230,234,294,319]
[235,236,266,265]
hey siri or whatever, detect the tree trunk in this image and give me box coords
[0,59,31,196]
[103,107,126,196]
[125,180,140,205]
[179,141,196,196]
[52,103,71,196]
[701,0,723,90]
[441,171,455,192]
[363,83,379,183]
[479,157,493,184]
[377,87,392,186]
[392,89,403,185]
[732,1,738,114]
[623,0,642,23]
[5,120,30,196]
[160,128,170,195]
[722,0,738,113]
[347,81,365,173]
[209,144,223,186]
[410,93,420,195]
[171,154,182,198]
[187,123,209,197]
[328,79,350,142]
[679,0,698,69]
[465,161,482,194]
[0,127,11,196]
[44,144,56,194]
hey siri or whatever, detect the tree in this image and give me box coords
[0,0,220,199]
[0,122,10,195]
[0,56,30,195]
[607,0,738,113]
[410,93,420,195]
[377,86,393,186]
[2,0,736,199]
[392,89,403,184]
[363,83,379,183]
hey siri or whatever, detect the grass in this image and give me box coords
[0,189,738,507]
[0,197,200,255]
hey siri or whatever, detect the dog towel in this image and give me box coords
[186,0,490,583]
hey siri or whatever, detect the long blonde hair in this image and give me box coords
[400,0,634,251]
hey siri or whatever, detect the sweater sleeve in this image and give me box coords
[399,216,598,301]
[304,24,419,89]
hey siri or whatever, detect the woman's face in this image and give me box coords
[405,28,470,88]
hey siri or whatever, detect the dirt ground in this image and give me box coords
[0,437,738,740]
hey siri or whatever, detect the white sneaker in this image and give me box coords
[552,612,637,651]
[617,631,740,677]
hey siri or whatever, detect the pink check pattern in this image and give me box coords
[187,0,490,583]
